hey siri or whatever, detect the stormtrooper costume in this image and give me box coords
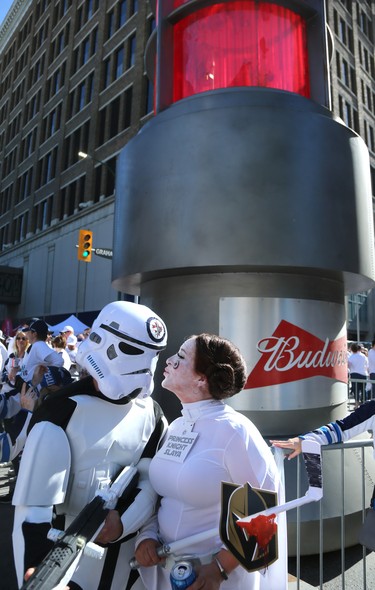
[12,301,168,590]
[0,389,29,463]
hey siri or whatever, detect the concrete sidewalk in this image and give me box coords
[288,574,316,589]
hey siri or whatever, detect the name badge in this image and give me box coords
[157,425,198,463]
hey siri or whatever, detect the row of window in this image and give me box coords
[338,94,360,133]
[338,94,375,154]
[103,34,136,89]
[338,0,352,14]
[75,0,100,34]
[0,0,138,104]
[72,26,97,72]
[358,40,375,78]
[22,127,38,161]
[336,52,357,94]
[33,16,50,55]
[106,0,138,39]
[2,146,18,179]
[1,20,140,133]
[50,22,70,62]
[357,6,374,44]
[68,73,94,119]
[0,173,100,247]
[361,80,375,116]
[0,158,119,247]
[62,120,90,170]
[29,52,46,87]
[45,62,66,102]
[2,0,70,73]
[41,102,63,143]
[0,71,145,181]
[0,186,12,217]
[0,194,53,247]
[364,119,375,154]
[97,87,133,146]
[0,14,148,170]
[333,10,354,54]
[4,110,22,146]
[14,45,30,80]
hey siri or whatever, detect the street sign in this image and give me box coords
[94,248,113,259]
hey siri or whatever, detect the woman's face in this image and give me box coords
[15,332,28,352]
[162,337,210,403]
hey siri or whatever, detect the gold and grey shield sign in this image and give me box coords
[220,482,278,571]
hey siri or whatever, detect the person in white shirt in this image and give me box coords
[20,320,64,384]
[348,342,369,404]
[52,335,72,370]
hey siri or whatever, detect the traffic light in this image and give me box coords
[78,229,93,262]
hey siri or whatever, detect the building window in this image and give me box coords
[103,58,111,89]
[15,211,29,241]
[127,34,136,69]
[119,0,127,28]
[79,81,86,110]
[115,46,125,79]
[130,0,138,16]
[36,197,52,230]
[107,10,114,39]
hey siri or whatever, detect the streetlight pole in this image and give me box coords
[78,151,116,177]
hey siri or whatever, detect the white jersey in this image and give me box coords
[137,399,287,590]
[21,340,64,382]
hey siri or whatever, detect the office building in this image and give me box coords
[0,0,373,333]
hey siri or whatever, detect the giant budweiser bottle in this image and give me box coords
[222,298,348,437]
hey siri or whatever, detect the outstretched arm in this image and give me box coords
[270,437,302,459]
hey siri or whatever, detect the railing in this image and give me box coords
[348,377,375,405]
[292,438,374,590]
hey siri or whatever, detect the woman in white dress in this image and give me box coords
[134,333,287,590]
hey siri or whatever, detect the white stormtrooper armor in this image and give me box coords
[12,301,168,590]
[76,300,167,401]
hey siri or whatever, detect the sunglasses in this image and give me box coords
[16,337,27,341]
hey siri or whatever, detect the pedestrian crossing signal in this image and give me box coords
[78,229,93,262]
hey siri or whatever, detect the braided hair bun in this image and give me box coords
[193,333,247,400]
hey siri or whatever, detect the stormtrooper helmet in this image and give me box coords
[76,301,167,401]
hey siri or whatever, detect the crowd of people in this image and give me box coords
[0,319,90,469]
[0,302,290,590]
[2,302,375,590]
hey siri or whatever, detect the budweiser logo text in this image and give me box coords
[245,320,347,389]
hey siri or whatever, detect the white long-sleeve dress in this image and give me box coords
[137,399,287,590]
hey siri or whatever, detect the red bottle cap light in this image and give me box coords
[172,1,310,103]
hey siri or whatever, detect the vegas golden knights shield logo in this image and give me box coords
[220,482,278,572]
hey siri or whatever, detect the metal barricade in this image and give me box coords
[293,438,374,590]
[348,377,375,405]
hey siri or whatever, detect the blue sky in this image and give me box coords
[0,1,14,26]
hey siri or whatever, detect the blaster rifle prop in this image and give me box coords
[21,464,139,590]
[129,439,322,571]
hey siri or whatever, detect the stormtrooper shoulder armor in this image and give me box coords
[13,421,71,506]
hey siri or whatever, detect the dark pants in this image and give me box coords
[350,373,367,403]
[370,373,375,399]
